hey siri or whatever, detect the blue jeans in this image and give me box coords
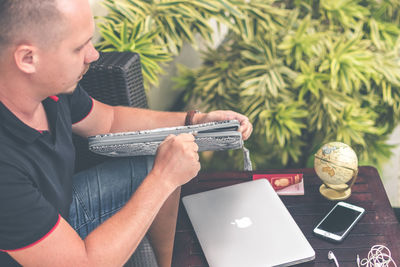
[68,157,158,267]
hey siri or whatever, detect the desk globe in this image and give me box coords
[314,142,358,200]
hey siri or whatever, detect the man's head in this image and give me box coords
[0,0,65,57]
[0,0,99,97]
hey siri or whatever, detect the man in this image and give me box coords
[0,0,253,266]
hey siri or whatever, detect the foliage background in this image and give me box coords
[96,0,400,171]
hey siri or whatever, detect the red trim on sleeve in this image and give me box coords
[49,96,59,102]
[0,214,61,252]
[72,97,94,125]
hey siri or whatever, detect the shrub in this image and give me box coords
[176,0,400,170]
[96,0,400,170]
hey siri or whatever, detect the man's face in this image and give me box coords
[35,0,99,96]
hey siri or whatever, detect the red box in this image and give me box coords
[252,173,303,191]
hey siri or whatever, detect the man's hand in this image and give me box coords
[193,110,253,140]
[151,133,200,190]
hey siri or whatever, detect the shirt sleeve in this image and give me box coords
[0,163,60,251]
[69,84,94,124]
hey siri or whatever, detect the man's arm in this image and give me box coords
[9,98,252,267]
[72,98,252,140]
[8,133,200,267]
[72,99,187,137]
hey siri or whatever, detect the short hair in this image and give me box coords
[0,0,65,53]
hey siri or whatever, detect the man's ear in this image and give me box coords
[14,45,38,74]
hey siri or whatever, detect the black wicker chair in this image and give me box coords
[76,51,158,267]
[74,51,148,173]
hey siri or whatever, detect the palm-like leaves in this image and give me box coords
[96,0,400,170]
[177,0,400,169]
[96,18,170,88]
[320,0,370,29]
[178,39,243,111]
[319,31,375,92]
[97,0,277,88]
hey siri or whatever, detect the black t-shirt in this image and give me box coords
[0,85,93,266]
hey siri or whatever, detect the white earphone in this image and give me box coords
[357,245,397,267]
[328,251,340,267]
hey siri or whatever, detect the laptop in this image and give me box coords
[182,179,315,267]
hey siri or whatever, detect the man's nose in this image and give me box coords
[85,42,100,64]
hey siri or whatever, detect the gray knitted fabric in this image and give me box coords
[242,146,253,171]
[124,236,159,267]
[88,120,243,157]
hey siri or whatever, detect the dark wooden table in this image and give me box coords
[172,166,400,267]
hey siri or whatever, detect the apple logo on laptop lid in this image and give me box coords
[231,217,253,229]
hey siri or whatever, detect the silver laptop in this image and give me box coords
[182,179,315,267]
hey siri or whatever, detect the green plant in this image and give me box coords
[96,0,400,171]
[176,0,400,170]
[96,0,282,88]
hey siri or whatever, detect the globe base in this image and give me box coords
[319,184,351,200]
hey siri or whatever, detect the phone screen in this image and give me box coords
[317,205,363,236]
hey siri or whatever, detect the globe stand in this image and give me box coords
[319,184,352,200]
[319,169,358,201]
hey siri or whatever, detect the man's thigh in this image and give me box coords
[68,156,154,238]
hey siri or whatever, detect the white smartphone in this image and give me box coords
[313,201,365,242]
